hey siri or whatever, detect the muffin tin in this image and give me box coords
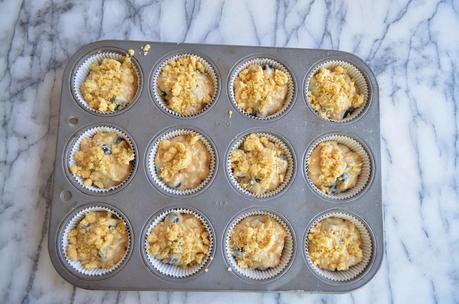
[48,40,383,292]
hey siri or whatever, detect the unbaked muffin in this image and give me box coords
[80,56,138,112]
[307,66,364,120]
[308,141,362,195]
[70,131,135,189]
[157,56,215,116]
[230,215,287,270]
[307,217,363,271]
[154,134,211,190]
[67,211,129,270]
[230,133,289,195]
[147,211,210,267]
[234,64,289,117]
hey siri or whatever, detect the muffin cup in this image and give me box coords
[72,50,142,115]
[305,134,371,200]
[305,210,373,282]
[67,125,137,194]
[229,57,295,120]
[143,208,215,279]
[151,53,219,118]
[224,209,295,281]
[147,128,217,196]
[60,205,132,278]
[305,60,369,123]
[227,132,295,199]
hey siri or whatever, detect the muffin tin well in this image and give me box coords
[49,40,382,292]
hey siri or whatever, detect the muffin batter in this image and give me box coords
[234,64,289,117]
[67,211,129,270]
[307,66,364,120]
[157,56,214,116]
[230,215,287,270]
[230,134,289,195]
[308,141,362,194]
[147,212,210,267]
[70,131,135,189]
[308,217,363,271]
[155,134,210,190]
[80,56,137,112]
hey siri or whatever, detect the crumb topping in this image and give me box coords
[157,56,214,116]
[230,215,287,270]
[234,64,289,117]
[308,217,363,271]
[147,212,210,267]
[67,211,128,270]
[230,134,289,195]
[80,56,137,112]
[307,66,364,120]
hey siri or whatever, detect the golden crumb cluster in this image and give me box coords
[147,212,210,267]
[80,56,137,112]
[70,131,135,189]
[308,66,364,120]
[231,134,289,195]
[67,211,129,270]
[157,56,215,116]
[234,64,289,117]
[230,215,287,270]
[308,141,362,194]
[308,217,363,271]
[155,134,211,190]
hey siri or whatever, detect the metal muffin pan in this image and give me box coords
[48,40,383,292]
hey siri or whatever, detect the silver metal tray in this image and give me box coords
[48,40,383,292]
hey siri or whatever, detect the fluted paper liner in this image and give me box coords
[147,128,216,196]
[60,205,132,278]
[72,50,142,114]
[305,134,371,200]
[227,132,295,199]
[305,211,373,282]
[229,57,295,120]
[143,208,215,278]
[224,209,294,281]
[305,60,369,123]
[67,125,137,193]
[151,53,219,118]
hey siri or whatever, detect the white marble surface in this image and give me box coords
[0,0,458,303]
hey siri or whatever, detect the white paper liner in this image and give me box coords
[305,60,369,123]
[224,209,294,280]
[147,128,216,196]
[305,134,371,200]
[305,211,373,282]
[60,205,132,277]
[151,53,219,118]
[228,57,295,120]
[227,132,295,199]
[143,208,215,278]
[71,50,142,115]
[67,125,137,193]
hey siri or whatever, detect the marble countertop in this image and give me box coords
[1,0,458,303]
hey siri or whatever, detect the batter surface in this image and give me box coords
[70,131,135,189]
[157,56,214,116]
[155,134,211,190]
[308,217,363,271]
[308,66,364,120]
[230,215,287,270]
[81,56,137,112]
[230,134,289,195]
[67,211,129,270]
[147,212,210,267]
[234,64,289,117]
[308,141,362,195]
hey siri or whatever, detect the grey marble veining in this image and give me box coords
[0,0,458,303]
